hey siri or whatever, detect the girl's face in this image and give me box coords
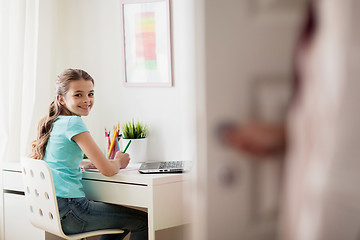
[58,78,94,116]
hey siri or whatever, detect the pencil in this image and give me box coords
[107,127,118,158]
[123,140,132,153]
[115,134,120,153]
[105,128,111,149]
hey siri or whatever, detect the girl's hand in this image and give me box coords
[114,151,130,169]
[80,160,97,170]
[73,131,130,176]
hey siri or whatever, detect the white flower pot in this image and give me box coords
[120,138,148,163]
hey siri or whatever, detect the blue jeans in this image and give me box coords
[57,197,148,240]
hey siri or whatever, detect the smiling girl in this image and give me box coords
[30,69,148,240]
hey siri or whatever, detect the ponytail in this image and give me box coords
[30,100,62,159]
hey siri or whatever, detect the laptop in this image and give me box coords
[138,161,192,174]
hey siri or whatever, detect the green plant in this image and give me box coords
[121,120,149,139]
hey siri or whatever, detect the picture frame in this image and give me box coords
[120,0,173,87]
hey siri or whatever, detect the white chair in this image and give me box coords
[21,157,124,240]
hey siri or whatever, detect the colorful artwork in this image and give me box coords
[135,12,157,70]
[122,0,172,86]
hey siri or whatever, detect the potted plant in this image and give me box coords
[120,120,149,163]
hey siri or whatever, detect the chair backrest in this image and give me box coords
[21,157,66,237]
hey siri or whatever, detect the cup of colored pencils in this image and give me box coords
[105,125,121,159]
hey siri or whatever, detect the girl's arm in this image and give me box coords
[72,131,130,177]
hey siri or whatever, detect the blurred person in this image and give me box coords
[221,1,360,240]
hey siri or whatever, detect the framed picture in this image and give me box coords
[120,0,173,87]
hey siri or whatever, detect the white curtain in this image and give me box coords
[0,0,37,165]
[0,0,54,165]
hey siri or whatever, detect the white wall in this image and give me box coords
[49,0,196,162]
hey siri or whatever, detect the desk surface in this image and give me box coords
[82,163,190,186]
[2,161,190,186]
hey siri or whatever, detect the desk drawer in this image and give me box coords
[82,179,149,208]
[3,170,24,192]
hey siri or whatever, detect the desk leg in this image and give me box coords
[148,181,187,240]
[148,208,156,240]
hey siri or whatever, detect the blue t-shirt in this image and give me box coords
[44,116,89,198]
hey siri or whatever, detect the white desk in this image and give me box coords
[81,165,190,240]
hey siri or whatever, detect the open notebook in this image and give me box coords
[138,161,192,174]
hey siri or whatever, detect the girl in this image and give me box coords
[31,69,148,240]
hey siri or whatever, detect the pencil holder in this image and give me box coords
[105,136,121,159]
[120,138,148,163]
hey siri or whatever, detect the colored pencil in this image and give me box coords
[123,140,131,153]
[107,127,117,158]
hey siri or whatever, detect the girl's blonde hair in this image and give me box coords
[30,69,94,159]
